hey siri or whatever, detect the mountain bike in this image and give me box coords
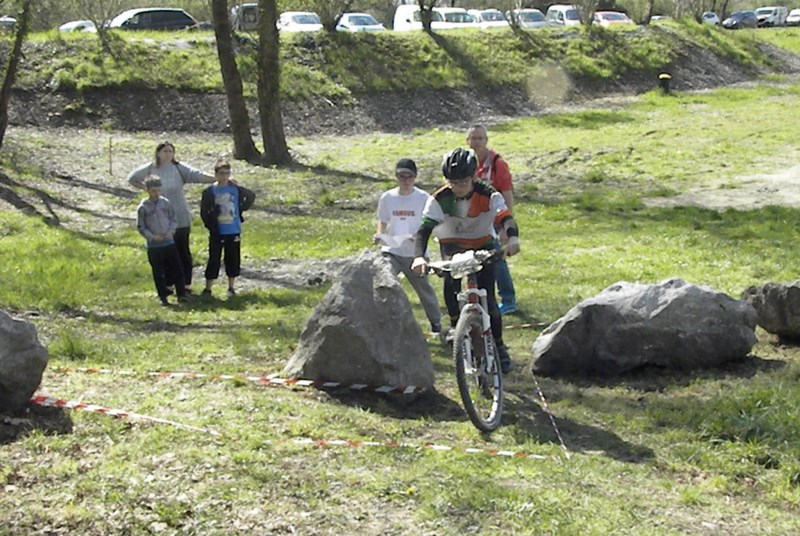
[429,250,503,432]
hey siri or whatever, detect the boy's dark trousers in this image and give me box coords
[148,244,186,299]
[166,226,193,288]
[204,234,241,280]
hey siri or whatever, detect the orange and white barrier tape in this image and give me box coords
[30,395,220,436]
[283,437,553,460]
[51,367,426,395]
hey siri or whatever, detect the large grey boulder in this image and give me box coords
[284,250,434,390]
[741,281,800,339]
[531,278,757,376]
[0,311,49,414]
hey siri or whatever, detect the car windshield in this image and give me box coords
[702,13,715,18]
[565,10,580,20]
[481,11,505,22]
[348,15,378,26]
[755,8,775,15]
[602,12,627,20]
[519,11,544,22]
[443,12,474,23]
[292,14,320,24]
[791,9,800,15]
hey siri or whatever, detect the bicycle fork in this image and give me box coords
[457,276,495,374]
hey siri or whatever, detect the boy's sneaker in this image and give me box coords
[227,288,236,298]
[160,297,170,306]
[442,328,456,345]
[177,294,190,303]
[201,289,212,297]
[430,322,442,335]
[165,286,175,297]
[498,302,517,316]
[497,345,513,374]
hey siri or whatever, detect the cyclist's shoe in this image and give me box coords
[442,328,455,345]
[497,345,513,374]
[499,302,518,316]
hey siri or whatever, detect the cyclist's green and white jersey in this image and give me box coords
[420,180,512,253]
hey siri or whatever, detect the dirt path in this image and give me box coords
[644,164,800,211]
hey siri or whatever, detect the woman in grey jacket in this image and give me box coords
[128,141,214,291]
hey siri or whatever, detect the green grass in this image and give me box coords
[3,79,800,532]
[7,21,785,101]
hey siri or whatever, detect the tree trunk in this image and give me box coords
[0,0,31,150]
[211,0,261,163]
[257,0,291,166]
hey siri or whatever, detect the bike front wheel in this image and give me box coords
[453,312,503,432]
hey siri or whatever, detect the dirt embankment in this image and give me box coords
[9,40,800,137]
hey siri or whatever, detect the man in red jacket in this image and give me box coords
[467,125,518,315]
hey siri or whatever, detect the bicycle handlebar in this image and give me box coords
[428,249,499,278]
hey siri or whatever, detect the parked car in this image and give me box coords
[722,11,758,29]
[755,6,788,27]
[435,7,478,28]
[506,8,547,28]
[545,4,582,27]
[58,20,97,33]
[231,3,258,31]
[108,8,197,30]
[393,4,446,31]
[786,8,800,25]
[0,15,16,31]
[336,13,385,32]
[277,11,322,33]
[593,11,634,26]
[467,8,510,29]
[393,5,476,31]
[701,11,721,25]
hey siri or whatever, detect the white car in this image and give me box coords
[701,11,721,25]
[277,11,322,33]
[593,11,634,26]
[435,7,478,29]
[467,9,509,29]
[786,8,800,25]
[58,20,97,33]
[545,4,582,27]
[507,8,547,28]
[337,12,385,32]
[0,15,16,31]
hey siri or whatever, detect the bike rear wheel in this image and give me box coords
[453,312,503,432]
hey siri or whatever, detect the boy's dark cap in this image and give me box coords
[395,158,417,176]
[144,176,162,188]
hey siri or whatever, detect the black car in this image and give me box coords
[108,8,197,30]
[722,11,758,29]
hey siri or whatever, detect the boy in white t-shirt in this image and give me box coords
[373,158,443,335]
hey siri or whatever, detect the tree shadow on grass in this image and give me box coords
[0,403,73,445]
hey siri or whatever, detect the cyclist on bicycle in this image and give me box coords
[411,148,521,373]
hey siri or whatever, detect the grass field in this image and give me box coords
[2,77,800,533]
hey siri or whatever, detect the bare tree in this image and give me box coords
[307,0,356,32]
[211,0,261,163]
[66,0,123,54]
[257,0,291,165]
[0,0,31,150]
[417,0,438,31]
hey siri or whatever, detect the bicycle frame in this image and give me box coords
[457,275,492,340]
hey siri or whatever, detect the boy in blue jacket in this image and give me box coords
[200,159,256,298]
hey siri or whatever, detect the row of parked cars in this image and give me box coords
[49,5,800,34]
[702,6,800,29]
